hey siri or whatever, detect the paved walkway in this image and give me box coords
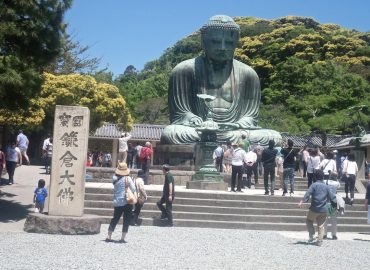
[2,166,370,269]
[0,165,50,232]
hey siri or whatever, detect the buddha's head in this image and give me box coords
[200,15,240,62]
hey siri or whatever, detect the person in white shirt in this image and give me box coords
[244,149,258,188]
[17,130,29,165]
[42,134,51,170]
[276,151,284,190]
[213,144,224,172]
[342,153,358,205]
[307,149,321,188]
[231,142,247,192]
[323,177,341,240]
[300,146,309,177]
[319,152,337,180]
[44,138,53,174]
[5,141,22,185]
[134,142,143,169]
[118,133,131,163]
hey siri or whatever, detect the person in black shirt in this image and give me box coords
[281,139,296,196]
[261,140,278,195]
[157,164,175,226]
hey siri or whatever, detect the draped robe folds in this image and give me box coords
[160,56,282,145]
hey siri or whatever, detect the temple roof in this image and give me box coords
[91,123,165,141]
[330,134,370,149]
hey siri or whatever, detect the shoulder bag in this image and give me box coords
[125,177,137,205]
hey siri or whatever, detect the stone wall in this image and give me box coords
[86,167,196,186]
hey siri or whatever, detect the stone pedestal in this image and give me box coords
[24,213,101,235]
[155,144,194,166]
[353,149,366,193]
[187,142,227,191]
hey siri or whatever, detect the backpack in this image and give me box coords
[140,147,147,161]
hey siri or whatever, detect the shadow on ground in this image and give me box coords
[292,241,315,246]
[0,197,33,223]
[353,238,370,242]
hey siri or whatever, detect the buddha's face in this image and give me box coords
[202,29,238,62]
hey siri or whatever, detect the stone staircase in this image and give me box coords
[84,183,368,232]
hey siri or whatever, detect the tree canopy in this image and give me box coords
[115,16,370,135]
[0,0,72,114]
[38,73,133,132]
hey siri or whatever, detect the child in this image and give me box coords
[33,179,48,213]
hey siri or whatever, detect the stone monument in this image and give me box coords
[24,105,100,234]
[159,15,281,189]
[160,15,282,146]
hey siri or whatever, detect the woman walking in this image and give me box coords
[5,141,22,185]
[106,162,136,243]
[342,153,358,205]
[132,170,147,225]
[319,152,337,180]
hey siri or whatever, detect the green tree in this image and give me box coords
[38,73,133,132]
[0,0,72,116]
[45,32,101,75]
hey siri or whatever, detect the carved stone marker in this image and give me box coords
[48,105,89,216]
[25,105,100,234]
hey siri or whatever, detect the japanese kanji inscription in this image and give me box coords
[49,105,90,216]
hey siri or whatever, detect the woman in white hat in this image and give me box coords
[106,162,136,243]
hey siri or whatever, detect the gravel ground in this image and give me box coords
[1,225,370,270]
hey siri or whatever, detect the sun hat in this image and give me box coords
[115,162,130,176]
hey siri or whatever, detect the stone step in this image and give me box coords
[89,178,318,187]
[84,201,366,217]
[85,195,366,211]
[85,196,366,211]
[94,216,370,233]
[87,178,348,193]
[85,188,365,204]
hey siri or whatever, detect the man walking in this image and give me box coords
[213,144,224,172]
[298,171,337,246]
[261,140,277,195]
[231,142,247,192]
[157,164,174,226]
[281,139,296,196]
[42,134,51,170]
[118,132,131,163]
[17,130,30,165]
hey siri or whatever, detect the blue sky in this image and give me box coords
[66,0,370,77]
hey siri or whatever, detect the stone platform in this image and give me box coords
[84,184,369,232]
[24,213,101,235]
[186,180,228,191]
